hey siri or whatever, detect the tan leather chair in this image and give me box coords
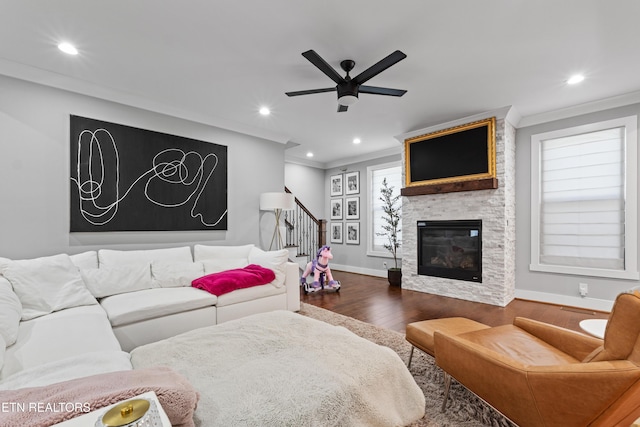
[434,291,640,427]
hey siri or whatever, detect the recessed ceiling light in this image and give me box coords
[259,106,270,116]
[58,42,78,55]
[353,138,361,144]
[567,74,585,85]
[306,152,314,158]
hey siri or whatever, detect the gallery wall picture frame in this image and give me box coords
[345,171,360,195]
[345,196,360,220]
[330,198,343,220]
[330,222,343,244]
[346,222,360,245]
[330,174,343,196]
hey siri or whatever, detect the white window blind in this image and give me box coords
[371,165,402,252]
[530,115,638,280]
[540,127,624,270]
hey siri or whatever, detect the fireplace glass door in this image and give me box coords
[417,220,482,282]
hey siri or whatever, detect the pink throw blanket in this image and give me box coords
[191,264,276,296]
[0,367,199,427]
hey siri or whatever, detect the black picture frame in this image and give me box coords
[345,171,360,195]
[345,197,359,220]
[346,222,360,245]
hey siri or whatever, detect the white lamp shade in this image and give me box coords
[260,192,295,210]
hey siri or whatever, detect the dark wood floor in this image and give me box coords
[301,270,609,334]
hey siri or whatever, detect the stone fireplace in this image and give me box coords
[397,107,516,306]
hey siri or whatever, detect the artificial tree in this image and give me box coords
[376,177,402,285]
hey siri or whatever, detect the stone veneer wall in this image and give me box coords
[401,117,516,306]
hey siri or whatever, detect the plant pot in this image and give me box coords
[387,268,402,287]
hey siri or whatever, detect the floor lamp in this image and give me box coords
[260,192,295,250]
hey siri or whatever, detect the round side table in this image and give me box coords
[579,318,607,339]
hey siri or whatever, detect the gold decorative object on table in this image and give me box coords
[95,398,162,427]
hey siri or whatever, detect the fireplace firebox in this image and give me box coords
[417,220,482,282]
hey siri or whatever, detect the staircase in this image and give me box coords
[283,187,326,271]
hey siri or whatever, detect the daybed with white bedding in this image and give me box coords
[131,310,426,427]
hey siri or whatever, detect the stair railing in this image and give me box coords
[283,187,326,262]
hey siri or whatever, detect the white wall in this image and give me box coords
[0,75,286,259]
[324,154,401,276]
[515,102,640,311]
[284,162,325,218]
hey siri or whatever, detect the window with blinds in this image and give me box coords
[530,115,638,280]
[367,163,402,256]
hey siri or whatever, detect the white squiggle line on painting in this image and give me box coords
[70,128,227,227]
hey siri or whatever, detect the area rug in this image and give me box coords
[298,303,516,427]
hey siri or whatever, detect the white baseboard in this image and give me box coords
[329,265,615,312]
[330,263,387,278]
[515,289,614,312]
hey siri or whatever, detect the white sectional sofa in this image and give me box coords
[0,244,300,391]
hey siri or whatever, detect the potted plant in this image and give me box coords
[376,178,402,286]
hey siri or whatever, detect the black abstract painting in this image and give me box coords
[70,115,227,232]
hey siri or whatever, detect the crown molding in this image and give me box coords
[0,58,291,144]
[518,90,640,128]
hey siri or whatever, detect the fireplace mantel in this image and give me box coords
[401,177,498,196]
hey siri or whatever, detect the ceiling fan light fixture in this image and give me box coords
[338,95,358,106]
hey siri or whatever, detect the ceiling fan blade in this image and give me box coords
[359,85,407,97]
[302,50,345,85]
[337,104,348,112]
[285,87,336,97]
[352,50,407,85]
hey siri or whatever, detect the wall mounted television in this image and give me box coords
[402,117,497,195]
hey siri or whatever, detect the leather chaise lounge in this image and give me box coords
[432,291,640,426]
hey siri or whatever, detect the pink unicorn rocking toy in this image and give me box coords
[301,245,341,294]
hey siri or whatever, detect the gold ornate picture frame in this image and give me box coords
[403,117,497,194]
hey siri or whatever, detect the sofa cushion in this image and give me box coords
[69,251,98,270]
[0,350,132,390]
[1,254,97,320]
[80,264,153,298]
[100,287,217,326]
[457,325,581,365]
[193,244,254,261]
[0,277,21,346]
[202,258,249,274]
[1,305,121,380]
[98,246,193,266]
[152,261,204,288]
[248,247,289,288]
[216,283,285,307]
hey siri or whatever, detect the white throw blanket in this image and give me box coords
[130,310,425,426]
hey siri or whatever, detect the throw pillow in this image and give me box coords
[202,258,249,274]
[151,261,205,288]
[0,257,10,272]
[192,264,276,296]
[0,277,21,346]
[69,251,98,270]
[98,246,193,266]
[193,244,254,261]
[80,264,152,298]
[2,254,97,320]
[248,247,289,288]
